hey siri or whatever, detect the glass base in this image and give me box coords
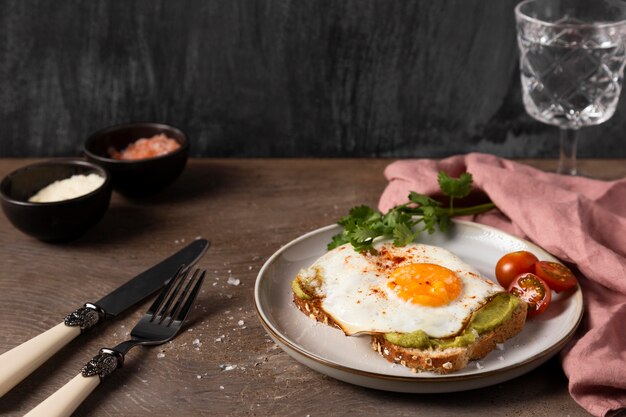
[558,128,578,176]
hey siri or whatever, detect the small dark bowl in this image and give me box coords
[0,160,112,242]
[83,123,189,197]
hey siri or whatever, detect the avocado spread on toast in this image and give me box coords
[384,293,519,349]
[292,278,313,300]
[292,280,519,349]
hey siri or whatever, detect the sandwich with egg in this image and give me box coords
[292,241,527,374]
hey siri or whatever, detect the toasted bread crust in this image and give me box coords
[293,292,528,374]
[293,294,341,329]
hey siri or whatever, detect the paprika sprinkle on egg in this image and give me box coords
[109,134,180,161]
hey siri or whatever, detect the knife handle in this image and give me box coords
[24,373,100,417]
[0,323,80,397]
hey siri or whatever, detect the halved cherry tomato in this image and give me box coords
[508,273,551,317]
[535,261,577,293]
[495,251,539,289]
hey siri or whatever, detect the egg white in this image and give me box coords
[297,241,504,338]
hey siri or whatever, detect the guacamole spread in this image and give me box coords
[292,278,312,300]
[383,293,519,349]
[292,277,519,349]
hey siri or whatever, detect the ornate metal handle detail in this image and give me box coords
[81,349,122,379]
[64,303,104,331]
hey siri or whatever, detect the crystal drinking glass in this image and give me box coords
[515,0,626,175]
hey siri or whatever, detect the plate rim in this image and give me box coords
[254,220,584,385]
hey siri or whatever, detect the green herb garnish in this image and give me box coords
[328,171,495,253]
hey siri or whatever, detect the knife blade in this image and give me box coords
[93,239,209,317]
[0,238,209,397]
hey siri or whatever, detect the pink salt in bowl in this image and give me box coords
[83,122,189,197]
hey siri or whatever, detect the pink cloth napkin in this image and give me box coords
[379,153,626,417]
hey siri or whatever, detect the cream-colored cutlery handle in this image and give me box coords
[0,323,81,397]
[24,373,100,417]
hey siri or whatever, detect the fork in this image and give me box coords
[25,267,205,417]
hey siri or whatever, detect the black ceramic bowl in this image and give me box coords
[83,123,189,197]
[0,159,112,242]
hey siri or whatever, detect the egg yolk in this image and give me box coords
[388,263,462,307]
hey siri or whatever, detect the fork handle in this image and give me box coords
[25,348,122,417]
[0,322,80,397]
[24,373,100,417]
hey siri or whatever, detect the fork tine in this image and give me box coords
[174,270,205,325]
[164,269,200,325]
[154,267,189,321]
[146,264,185,316]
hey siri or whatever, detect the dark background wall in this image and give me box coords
[1,0,625,158]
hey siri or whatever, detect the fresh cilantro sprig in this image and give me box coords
[438,171,472,211]
[328,171,495,253]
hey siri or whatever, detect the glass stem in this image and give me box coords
[558,128,578,175]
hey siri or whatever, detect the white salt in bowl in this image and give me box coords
[0,159,112,242]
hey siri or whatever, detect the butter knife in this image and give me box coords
[0,238,209,397]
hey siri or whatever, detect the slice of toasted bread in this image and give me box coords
[293,292,527,374]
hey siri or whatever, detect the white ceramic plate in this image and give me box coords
[254,221,583,393]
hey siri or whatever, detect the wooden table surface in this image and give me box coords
[1,158,624,417]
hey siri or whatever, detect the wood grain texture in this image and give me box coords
[1,0,625,159]
[1,157,622,416]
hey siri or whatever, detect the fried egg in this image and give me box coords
[296,241,504,338]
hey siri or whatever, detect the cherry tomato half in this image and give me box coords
[495,251,539,289]
[508,273,551,317]
[535,261,577,293]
